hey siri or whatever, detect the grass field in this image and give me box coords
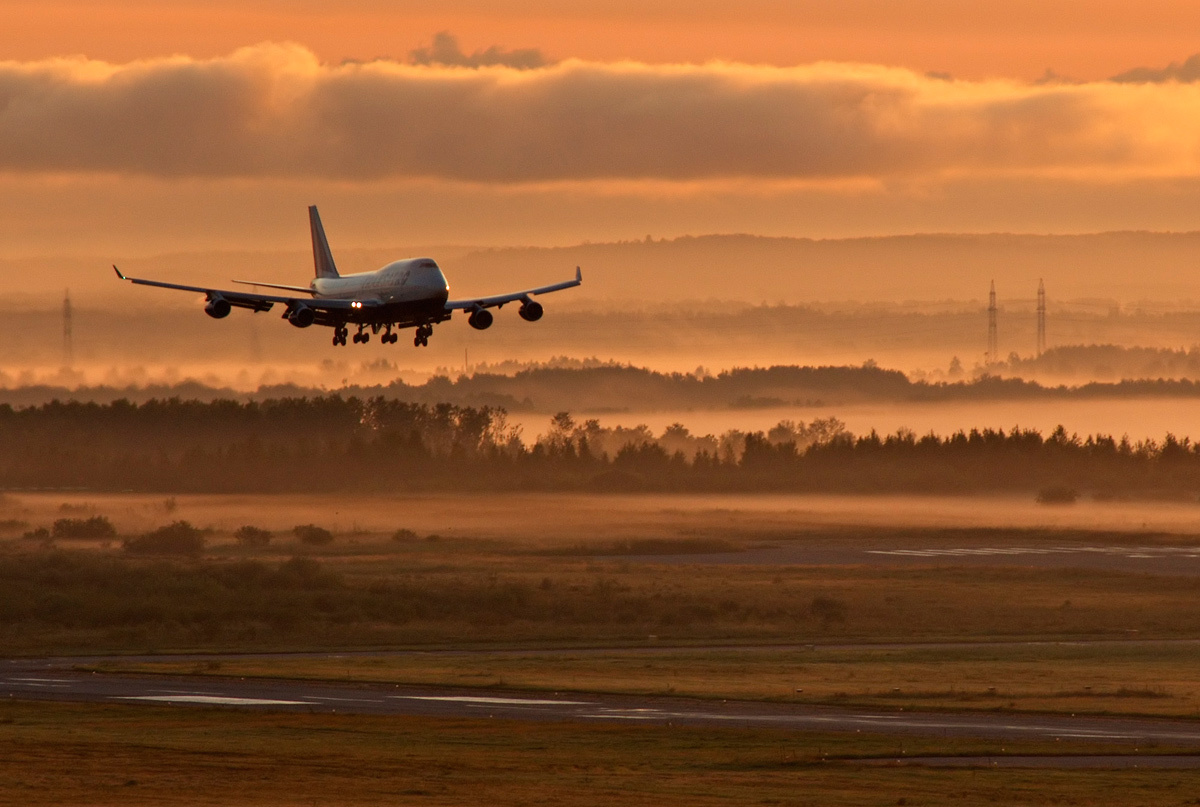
[9,490,1200,802]
[4,700,1200,807]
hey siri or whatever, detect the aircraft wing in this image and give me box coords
[113,265,372,313]
[445,267,582,311]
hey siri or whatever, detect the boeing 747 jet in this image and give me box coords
[114,206,582,347]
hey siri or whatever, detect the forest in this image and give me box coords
[1,396,1199,497]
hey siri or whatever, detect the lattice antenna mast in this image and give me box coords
[1036,279,1046,358]
[62,289,73,368]
[986,280,998,364]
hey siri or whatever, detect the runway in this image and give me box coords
[7,656,1200,753]
[625,543,1200,575]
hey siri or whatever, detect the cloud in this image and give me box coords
[3,43,1200,183]
[409,31,548,70]
[1111,54,1200,84]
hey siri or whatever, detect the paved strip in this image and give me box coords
[623,544,1200,575]
[865,755,1200,769]
[6,659,1200,747]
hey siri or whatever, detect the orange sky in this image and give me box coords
[2,1,1200,260]
[4,1,1200,79]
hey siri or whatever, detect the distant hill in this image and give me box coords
[10,230,1200,305]
[446,231,1200,304]
[5,363,1200,412]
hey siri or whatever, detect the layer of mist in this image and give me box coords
[8,299,1200,393]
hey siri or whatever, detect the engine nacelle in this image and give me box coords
[204,298,232,319]
[468,309,493,330]
[288,305,315,328]
[518,301,544,322]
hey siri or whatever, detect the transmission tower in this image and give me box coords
[62,289,74,368]
[986,280,998,364]
[1036,279,1046,358]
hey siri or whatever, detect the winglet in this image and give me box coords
[576,266,582,283]
[113,265,127,280]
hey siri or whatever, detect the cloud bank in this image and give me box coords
[3,43,1200,183]
[409,31,548,70]
[1111,53,1200,83]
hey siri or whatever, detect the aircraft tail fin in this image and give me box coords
[308,205,340,279]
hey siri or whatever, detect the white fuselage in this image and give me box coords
[312,258,449,305]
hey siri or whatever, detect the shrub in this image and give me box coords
[0,519,29,535]
[810,596,847,625]
[293,524,334,546]
[124,521,206,557]
[1037,485,1079,505]
[235,526,273,547]
[21,527,50,542]
[52,516,117,541]
[391,528,419,542]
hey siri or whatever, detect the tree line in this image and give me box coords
[1,396,1199,496]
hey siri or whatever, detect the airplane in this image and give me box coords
[113,205,582,347]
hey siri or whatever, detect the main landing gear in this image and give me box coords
[333,323,423,346]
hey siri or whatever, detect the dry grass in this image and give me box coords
[2,700,1198,807]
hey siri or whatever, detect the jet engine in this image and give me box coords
[287,305,315,328]
[518,301,544,322]
[468,309,493,330]
[204,298,232,319]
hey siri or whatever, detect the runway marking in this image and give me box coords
[309,696,385,703]
[118,695,312,706]
[8,677,74,683]
[5,679,71,688]
[867,546,1200,560]
[1058,732,1140,740]
[392,695,592,706]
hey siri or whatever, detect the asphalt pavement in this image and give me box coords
[7,655,1200,757]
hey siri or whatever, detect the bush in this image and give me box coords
[1037,485,1079,505]
[293,524,334,546]
[391,528,419,542]
[234,526,272,547]
[52,516,117,540]
[0,519,29,535]
[810,596,847,625]
[21,527,50,542]
[124,521,206,557]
